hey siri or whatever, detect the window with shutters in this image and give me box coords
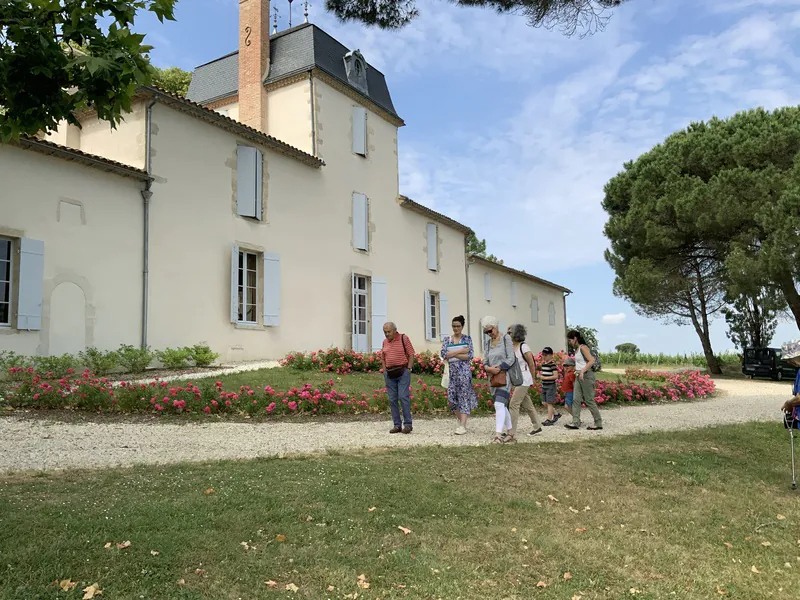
[230,244,281,328]
[425,291,440,341]
[236,145,263,220]
[237,250,259,324]
[549,301,556,326]
[0,237,12,326]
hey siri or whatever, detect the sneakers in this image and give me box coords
[542,419,554,427]
[564,423,580,430]
[553,413,562,423]
[529,428,543,435]
[389,426,402,434]
[455,426,467,435]
[402,426,413,434]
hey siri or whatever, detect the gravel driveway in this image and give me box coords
[0,379,791,474]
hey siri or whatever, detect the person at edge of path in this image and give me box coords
[780,340,800,419]
[381,322,415,434]
[539,347,561,426]
[506,324,543,442]
[565,329,603,431]
[441,315,478,435]
[481,316,515,444]
[560,357,577,418]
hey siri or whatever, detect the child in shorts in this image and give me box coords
[540,347,560,425]
[561,357,576,416]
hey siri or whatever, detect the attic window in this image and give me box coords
[343,50,369,95]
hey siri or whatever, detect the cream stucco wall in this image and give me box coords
[266,79,314,155]
[468,261,567,356]
[0,145,144,356]
[142,96,465,361]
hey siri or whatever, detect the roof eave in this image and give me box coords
[468,254,572,294]
[398,196,473,236]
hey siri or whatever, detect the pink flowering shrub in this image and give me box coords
[2,365,715,417]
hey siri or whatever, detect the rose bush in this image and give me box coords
[2,365,715,417]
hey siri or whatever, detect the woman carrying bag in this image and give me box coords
[481,316,518,444]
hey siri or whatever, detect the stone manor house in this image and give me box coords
[0,0,570,362]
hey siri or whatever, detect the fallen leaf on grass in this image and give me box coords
[511,527,517,533]
[716,584,728,595]
[568,507,579,514]
[177,579,186,586]
[265,580,277,587]
[547,495,559,503]
[723,542,733,549]
[368,506,377,512]
[575,528,588,533]
[276,535,287,542]
[103,542,112,550]
[536,581,548,588]
[572,595,583,600]
[150,550,160,556]
[751,566,761,574]
[777,514,787,520]
[56,580,78,592]
[761,541,772,547]
[285,583,299,592]
[305,515,314,522]
[203,488,215,495]
[563,572,573,580]
[398,526,412,535]
[82,583,102,599]
[583,506,591,512]
[240,541,254,551]
[116,541,131,550]
[327,585,335,591]
[195,569,206,575]
[357,574,370,589]
[630,588,641,595]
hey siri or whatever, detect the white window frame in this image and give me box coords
[0,236,12,327]
[427,291,440,341]
[238,250,260,325]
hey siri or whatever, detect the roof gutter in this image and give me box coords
[141,98,156,349]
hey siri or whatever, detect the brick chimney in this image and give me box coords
[238,0,270,132]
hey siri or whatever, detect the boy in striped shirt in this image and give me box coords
[539,347,561,425]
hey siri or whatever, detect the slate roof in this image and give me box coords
[186,23,400,121]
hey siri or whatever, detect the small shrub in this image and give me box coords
[117,344,154,374]
[78,348,120,376]
[31,354,77,378]
[155,347,192,369]
[0,351,30,373]
[187,344,220,368]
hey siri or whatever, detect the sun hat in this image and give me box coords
[782,340,800,361]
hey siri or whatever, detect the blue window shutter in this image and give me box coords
[439,294,449,341]
[424,290,433,341]
[17,238,44,331]
[263,253,281,326]
[511,281,517,307]
[352,106,367,155]
[237,146,257,218]
[230,243,239,323]
[426,223,438,271]
[254,149,263,221]
[484,272,491,301]
[352,193,368,251]
[371,278,387,351]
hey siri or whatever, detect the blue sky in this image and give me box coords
[135,0,800,354]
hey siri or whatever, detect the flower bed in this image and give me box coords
[1,366,715,417]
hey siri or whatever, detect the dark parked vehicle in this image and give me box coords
[742,347,800,381]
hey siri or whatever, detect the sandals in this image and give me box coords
[503,434,518,444]
[491,435,505,444]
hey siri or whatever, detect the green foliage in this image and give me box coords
[600,351,741,369]
[325,0,626,35]
[566,323,599,351]
[0,350,30,371]
[31,354,77,378]
[78,348,120,376]
[187,344,220,368]
[466,232,504,265]
[615,343,640,354]
[151,66,191,96]
[155,347,191,369]
[0,0,177,141]
[722,288,785,350]
[117,344,154,374]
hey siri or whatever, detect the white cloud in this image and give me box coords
[601,313,627,325]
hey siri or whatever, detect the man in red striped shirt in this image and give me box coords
[381,322,415,434]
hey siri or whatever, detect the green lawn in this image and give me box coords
[2,423,798,599]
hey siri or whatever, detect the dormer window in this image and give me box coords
[343,50,369,95]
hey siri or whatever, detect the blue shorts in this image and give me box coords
[564,392,574,408]
[542,385,557,404]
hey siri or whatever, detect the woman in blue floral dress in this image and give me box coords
[441,315,478,435]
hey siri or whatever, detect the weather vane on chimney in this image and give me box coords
[288,0,294,28]
[303,0,310,23]
[272,5,279,34]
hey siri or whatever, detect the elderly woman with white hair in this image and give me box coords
[481,316,516,444]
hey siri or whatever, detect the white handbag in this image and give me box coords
[441,360,450,388]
